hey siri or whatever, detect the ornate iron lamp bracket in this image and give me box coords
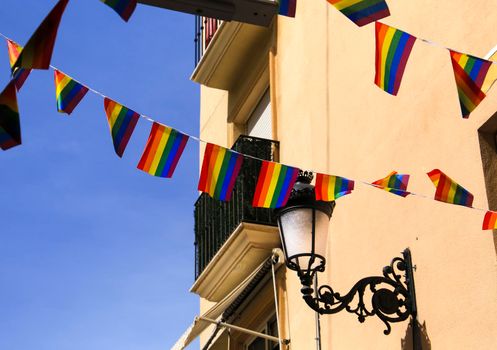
[299,248,417,335]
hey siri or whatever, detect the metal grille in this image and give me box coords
[194,16,223,66]
[194,136,279,279]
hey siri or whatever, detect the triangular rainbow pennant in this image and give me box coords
[371,171,410,197]
[315,173,354,201]
[54,70,89,115]
[427,169,473,207]
[279,0,297,17]
[449,50,497,118]
[0,80,22,150]
[100,0,137,22]
[103,98,140,158]
[328,0,390,27]
[6,39,31,90]
[252,161,299,208]
[137,122,189,178]
[198,143,244,201]
[12,0,69,71]
[375,22,416,95]
[482,211,497,230]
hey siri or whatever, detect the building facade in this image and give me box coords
[178,1,497,349]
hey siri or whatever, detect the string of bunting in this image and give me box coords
[1,0,497,232]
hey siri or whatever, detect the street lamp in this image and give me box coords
[275,171,417,335]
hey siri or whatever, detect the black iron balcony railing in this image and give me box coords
[194,135,279,279]
[194,16,223,66]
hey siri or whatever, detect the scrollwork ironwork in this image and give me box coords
[299,249,416,335]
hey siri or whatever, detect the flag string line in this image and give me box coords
[376,21,497,63]
[1,30,495,218]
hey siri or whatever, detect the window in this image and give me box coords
[246,317,279,350]
[246,89,272,139]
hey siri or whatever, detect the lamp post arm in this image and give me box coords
[299,249,416,335]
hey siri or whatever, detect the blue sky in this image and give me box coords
[0,1,200,349]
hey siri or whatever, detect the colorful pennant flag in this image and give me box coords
[137,122,189,178]
[6,40,31,90]
[54,70,89,115]
[198,143,244,201]
[449,50,497,118]
[0,80,21,150]
[279,0,297,17]
[482,211,497,230]
[328,0,390,27]
[315,173,354,201]
[371,171,410,197]
[12,0,69,72]
[375,22,416,95]
[100,0,137,22]
[252,161,299,208]
[427,169,474,207]
[103,98,140,157]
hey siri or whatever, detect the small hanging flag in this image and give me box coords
[253,161,299,208]
[12,0,69,72]
[371,171,410,197]
[137,122,189,178]
[103,98,140,157]
[427,169,474,207]
[449,50,497,118]
[54,70,89,115]
[0,80,22,150]
[482,211,497,230]
[6,40,31,90]
[198,143,244,201]
[375,22,416,95]
[327,0,390,27]
[315,173,354,201]
[100,0,137,22]
[279,0,297,17]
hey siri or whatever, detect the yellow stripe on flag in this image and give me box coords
[209,147,226,195]
[381,26,396,89]
[149,127,170,174]
[264,164,281,208]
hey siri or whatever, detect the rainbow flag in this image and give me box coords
[0,81,21,150]
[372,171,410,197]
[104,98,140,157]
[252,161,299,208]
[449,50,497,118]
[315,173,354,201]
[328,0,390,27]
[137,122,189,178]
[54,70,89,115]
[198,143,244,201]
[427,169,474,207]
[12,0,69,72]
[279,0,297,17]
[6,40,31,90]
[375,22,416,95]
[100,0,137,22]
[482,211,497,230]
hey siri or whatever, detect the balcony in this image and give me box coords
[192,136,280,301]
[191,14,273,90]
[138,0,279,27]
[194,135,278,277]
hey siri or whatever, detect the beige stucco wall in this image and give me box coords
[196,0,497,349]
[273,0,497,349]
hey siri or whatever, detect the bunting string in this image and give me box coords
[2,2,497,229]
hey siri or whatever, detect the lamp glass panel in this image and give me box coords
[279,208,330,259]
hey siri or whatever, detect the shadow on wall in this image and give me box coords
[401,320,431,350]
[478,111,497,256]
